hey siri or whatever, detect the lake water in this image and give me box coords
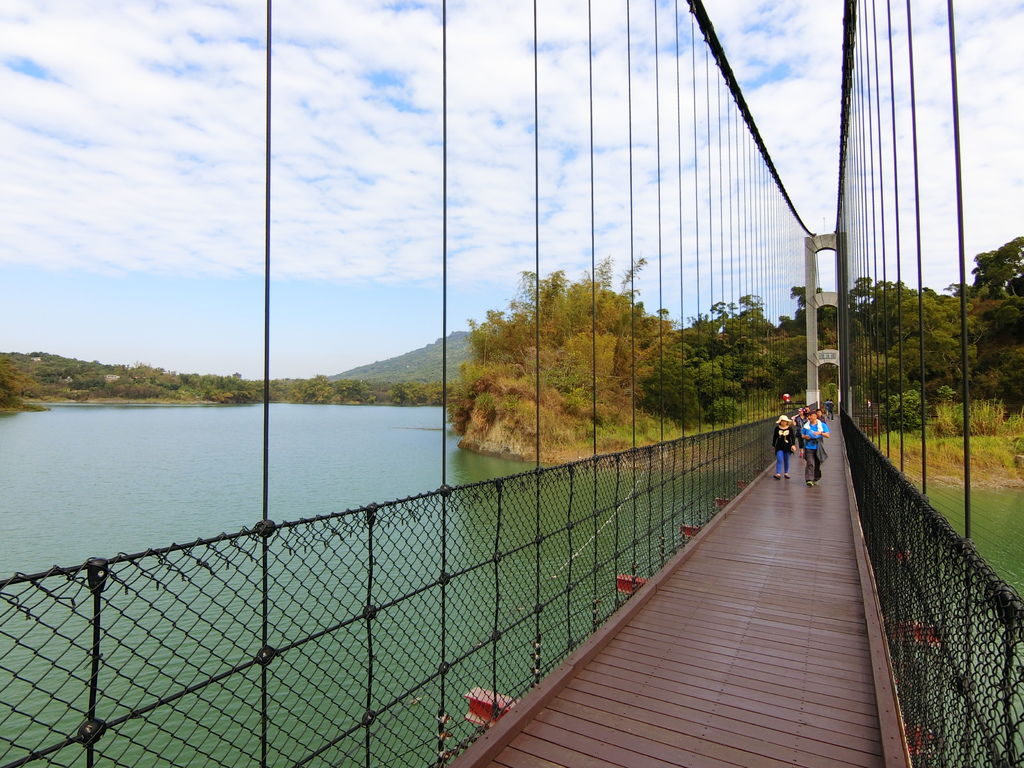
[4,404,1024,591]
[0,403,528,577]
[927,486,1024,593]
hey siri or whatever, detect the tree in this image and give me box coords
[0,356,33,409]
[972,236,1024,297]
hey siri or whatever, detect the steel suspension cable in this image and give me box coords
[905,0,927,493]
[653,0,664,577]
[945,0,971,537]
[704,45,713,425]
[654,0,664,444]
[625,0,638,605]
[884,0,905,473]
[727,95,734,310]
[532,0,540,469]
[716,77,725,314]
[862,0,881,443]
[531,0,542,686]
[690,16,702,433]
[437,0,449,758]
[626,0,636,450]
[674,0,685,438]
[588,0,597,457]
[870,0,891,457]
[260,3,272,764]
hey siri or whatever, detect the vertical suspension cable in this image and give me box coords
[703,45,713,426]
[588,0,597,457]
[626,0,637,449]
[861,0,879,439]
[624,0,639,594]
[727,96,734,311]
[905,0,927,493]
[437,0,449,758]
[870,0,891,458]
[945,0,970,537]
[716,77,724,317]
[531,0,542,688]
[441,0,448,487]
[586,0,600,640]
[533,0,541,469]
[674,0,685,438]
[654,0,664,444]
[855,10,874,431]
[884,0,905,473]
[653,0,664,578]
[260,3,272,766]
[691,16,702,433]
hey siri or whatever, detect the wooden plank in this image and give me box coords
[553,685,881,768]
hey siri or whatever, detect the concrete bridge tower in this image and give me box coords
[805,233,838,407]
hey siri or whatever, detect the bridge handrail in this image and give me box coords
[0,419,772,768]
[843,412,1024,767]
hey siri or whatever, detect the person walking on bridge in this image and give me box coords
[824,398,835,420]
[772,415,798,479]
[800,409,831,486]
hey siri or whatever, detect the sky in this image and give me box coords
[1,0,1021,379]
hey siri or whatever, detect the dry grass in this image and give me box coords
[880,433,1024,489]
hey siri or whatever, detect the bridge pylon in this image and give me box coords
[805,233,838,407]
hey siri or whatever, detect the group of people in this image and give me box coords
[771,405,831,486]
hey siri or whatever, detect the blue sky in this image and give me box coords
[1,0,1021,378]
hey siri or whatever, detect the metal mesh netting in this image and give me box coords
[1,418,769,768]
[844,412,1024,767]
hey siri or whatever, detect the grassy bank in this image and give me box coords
[875,401,1024,489]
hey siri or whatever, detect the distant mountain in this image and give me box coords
[331,332,471,383]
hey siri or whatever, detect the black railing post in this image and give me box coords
[254,518,277,768]
[436,487,451,767]
[1000,587,1020,765]
[533,468,542,688]
[591,458,600,633]
[79,558,109,768]
[491,480,503,719]
[565,464,575,656]
[363,504,377,768]
[612,454,622,609]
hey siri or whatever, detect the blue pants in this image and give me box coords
[775,449,791,475]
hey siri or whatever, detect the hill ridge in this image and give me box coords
[331,331,469,383]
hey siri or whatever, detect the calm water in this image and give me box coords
[0,403,528,577]
[927,486,1024,593]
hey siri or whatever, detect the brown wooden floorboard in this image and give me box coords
[454,421,904,768]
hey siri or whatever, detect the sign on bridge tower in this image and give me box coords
[805,233,838,407]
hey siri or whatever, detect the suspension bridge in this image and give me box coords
[2,0,1020,767]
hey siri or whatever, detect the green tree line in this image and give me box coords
[0,353,443,411]
[850,235,1024,413]
[447,258,807,461]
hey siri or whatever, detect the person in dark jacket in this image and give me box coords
[793,408,809,449]
[772,415,799,479]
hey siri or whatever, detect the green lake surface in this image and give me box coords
[926,485,1024,594]
[0,403,528,577]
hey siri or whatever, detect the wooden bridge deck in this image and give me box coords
[453,421,911,768]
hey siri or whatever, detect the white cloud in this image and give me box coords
[1,0,1018,365]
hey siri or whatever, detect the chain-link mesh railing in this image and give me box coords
[843,411,1024,767]
[1,418,770,768]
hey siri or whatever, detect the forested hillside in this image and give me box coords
[332,332,469,383]
[447,258,807,462]
[448,238,1024,462]
[0,353,442,410]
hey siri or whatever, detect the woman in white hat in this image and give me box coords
[771,415,798,479]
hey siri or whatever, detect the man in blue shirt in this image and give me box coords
[800,410,831,486]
